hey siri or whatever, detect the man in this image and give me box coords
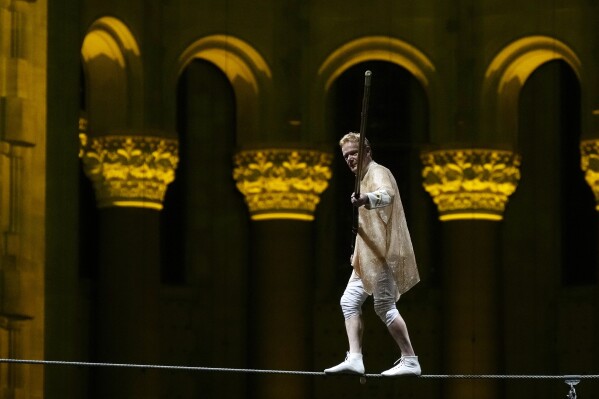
[324,132,421,377]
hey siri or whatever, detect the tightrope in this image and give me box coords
[0,358,597,380]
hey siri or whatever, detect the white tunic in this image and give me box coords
[351,161,420,299]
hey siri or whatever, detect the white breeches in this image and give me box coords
[340,267,400,326]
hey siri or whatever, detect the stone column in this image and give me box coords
[80,133,178,399]
[0,317,31,397]
[233,148,332,399]
[422,149,520,399]
[0,142,36,398]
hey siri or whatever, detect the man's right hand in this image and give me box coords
[351,193,368,207]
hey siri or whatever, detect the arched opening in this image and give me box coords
[483,35,581,145]
[159,58,249,397]
[161,59,247,283]
[176,35,272,144]
[512,60,596,287]
[502,60,595,397]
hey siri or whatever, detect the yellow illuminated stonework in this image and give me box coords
[233,149,333,221]
[580,139,599,210]
[421,149,521,221]
[80,135,179,210]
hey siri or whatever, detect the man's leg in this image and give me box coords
[324,271,368,374]
[345,313,364,354]
[387,313,415,356]
[373,267,421,376]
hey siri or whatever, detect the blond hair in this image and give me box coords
[339,132,371,148]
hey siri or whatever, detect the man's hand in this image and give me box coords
[351,193,368,207]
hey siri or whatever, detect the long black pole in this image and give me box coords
[352,70,372,236]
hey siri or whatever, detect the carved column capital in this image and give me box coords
[233,148,333,221]
[580,139,599,210]
[421,149,521,221]
[79,134,179,210]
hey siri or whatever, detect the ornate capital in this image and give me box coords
[79,134,179,210]
[233,149,333,221]
[580,139,599,210]
[421,149,521,221]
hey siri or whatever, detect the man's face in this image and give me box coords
[341,141,369,175]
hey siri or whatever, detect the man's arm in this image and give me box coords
[365,189,393,209]
[351,189,393,209]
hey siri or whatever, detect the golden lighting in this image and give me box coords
[421,149,521,221]
[439,213,503,222]
[318,36,435,91]
[478,36,582,145]
[178,35,272,95]
[485,36,581,92]
[233,149,333,221]
[78,116,88,157]
[79,134,179,210]
[82,16,141,67]
[580,139,599,211]
[111,201,163,210]
[252,213,314,222]
[81,30,126,67]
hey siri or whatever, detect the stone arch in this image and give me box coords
[81,16,143,133]
[482,35,581,145]
[318,36,435,92]
[177,35,272,144]
[313,36,438,143]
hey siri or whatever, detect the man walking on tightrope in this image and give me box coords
[324,132,421,377]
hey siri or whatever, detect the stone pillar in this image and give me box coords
[440,220,501,398]
[0,141,36,399]
[80,133,178,399]
[233,148,332,399]
[0,317,31,398]
[422,149,521,399]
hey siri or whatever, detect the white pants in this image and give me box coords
[340,267,400,326]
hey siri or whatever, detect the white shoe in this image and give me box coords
[381,356,421,377]
[324,352,365,375]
